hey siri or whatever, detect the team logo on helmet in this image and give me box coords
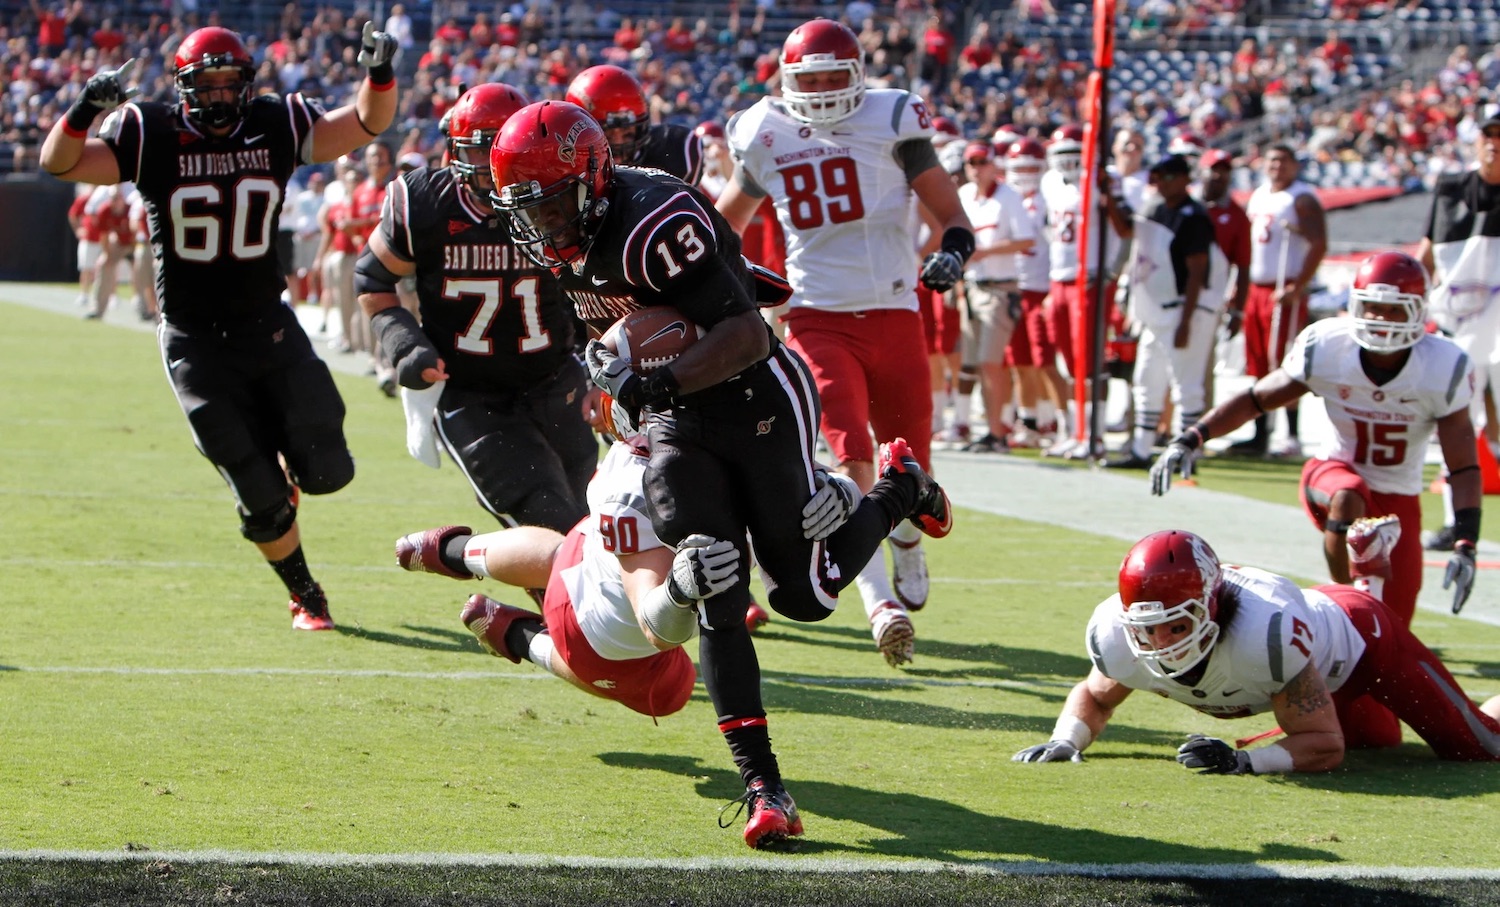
[558,119,588,164]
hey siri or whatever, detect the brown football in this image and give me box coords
[601,306,706,374]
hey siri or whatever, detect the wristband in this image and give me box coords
[1455,506,1481,546]
[1246,743,1294,774]
[367,63,395,88]
[64,101,97,136]
[1324,519,1351,535]
[1050,714,1092,751]
[940,226,976,265]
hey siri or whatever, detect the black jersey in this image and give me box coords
[633,123,703,186]
[378,166,578,389]
[98,94,323,327]
[559,168,756,337]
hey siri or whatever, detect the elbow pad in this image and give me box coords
[353,245,403,296]
[370,306,440,389]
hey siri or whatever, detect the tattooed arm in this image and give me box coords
[1267,661,1346,772]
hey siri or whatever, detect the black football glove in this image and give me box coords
[79,58,139,112]
[1176,735,1253,775]
[919,250,963,293]
[357,21,398,69]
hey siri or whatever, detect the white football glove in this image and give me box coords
[801,468,861,540]
[357,21,399,69]
[1011,740,1083,763]
[666,534,741,604]
[1443,542,1477,614]
[1149,441,1196,496]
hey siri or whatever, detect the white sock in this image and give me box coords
[932,391,947,432]
[1442,482,1455,525]
[462,535,493,579]
[889,520,921,546]
[853,551,897,621]
[527,629,555,671]
[1038,399,1056,428]
[954,395,972,429]
[1352,576,1386,603]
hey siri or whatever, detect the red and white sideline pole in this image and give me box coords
[1072,0,1116,459]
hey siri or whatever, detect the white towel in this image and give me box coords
[400,379,445,469]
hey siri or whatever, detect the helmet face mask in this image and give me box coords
[447,84,529,200]
[489,101,613,269]
[174,27,256,131]
[1117,530,1222,678]
[1350,251,1428,353]
[780,19,866,126]
[1047,125,1085,184]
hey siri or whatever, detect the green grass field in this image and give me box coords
[4,298,1499,906]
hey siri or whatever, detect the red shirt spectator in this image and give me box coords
[68,192,99,242]
[91,21,125,52]
[663,19,696,57]
[470,15,493,48]
[496,15,521,47]
[95,199,131,247]
[36,6,67,56]
[436,18,467,46]
[1314,31,1353,74]
[613,19,641,52]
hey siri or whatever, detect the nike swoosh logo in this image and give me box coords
[244,134,265,146]
[168,357,186,370]
[441,408,463,420]
[1222,689,1243,697]
[1370,616,1381,638]
[643,322,688,345]
[1399,397,1419,404]
[591,275,609,286]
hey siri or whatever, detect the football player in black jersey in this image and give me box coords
[489,101,954,849]
[39,24,400,631]
[565,65,703,185]
[355,83,597,536]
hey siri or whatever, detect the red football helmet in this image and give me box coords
[1047,124,1085,182]
[1006,138,1047,195]
[1117,530,1222,678]
[446,83,529,197]
[694,121,726,143]
[1349,250,1429,353]
[566,65,650,163]
[780,18,866,126]
[489,101,613,269]
[174,27,256,130]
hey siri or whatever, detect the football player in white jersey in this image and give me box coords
[1236,144,1327,457]
[715,17,975,665]
[1013,530,1500,773]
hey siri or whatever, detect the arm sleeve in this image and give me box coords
[894,138,940,182]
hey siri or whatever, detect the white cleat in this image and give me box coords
[871,601,915,668]
[888,536,929,611]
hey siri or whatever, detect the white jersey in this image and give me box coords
[1246,180,1315,286]
[727,89,934,313]
[1087,566,1368,718]
[1040,169,1122,282]
[1281,319,1473,495]
[1017,191,1051,292]
[560,442,667,662]
[958,180,1034,282]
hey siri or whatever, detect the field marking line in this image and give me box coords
[3,849,1499,880]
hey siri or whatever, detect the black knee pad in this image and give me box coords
[287,430,355,495]
[240,496,297,543]
[700,587,753,632]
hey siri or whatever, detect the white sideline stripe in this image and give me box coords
[0,666,1072,692]
[4,850,1499,880]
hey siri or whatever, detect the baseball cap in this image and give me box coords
[963,141,994,163]
[1200,149,1233,169]
[1149,153,1191,177]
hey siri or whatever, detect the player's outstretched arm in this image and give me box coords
[39,59,136,183]
[310,22,399,162]
[1013,669,1130,763]
[1264,661,1344,772]
[1150,370,1309,495]
[713,166,763,236]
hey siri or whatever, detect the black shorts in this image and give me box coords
[434,360,597,533]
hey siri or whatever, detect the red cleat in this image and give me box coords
[395,525,475,579]
[878,438,953,538]
[289,585,334,631]
[460,594,542,664]
[722,778,804,850]
[745,602,770,634]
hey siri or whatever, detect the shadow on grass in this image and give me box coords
[596,751,1340,865]
[334,622,474,653]
[763,620,1095,679]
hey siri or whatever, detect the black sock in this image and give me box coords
[269,546,317,596]
[504,618,545,660]
[1286,407,1300,437]
[698,625,778,787]
[1252,414,1269,444]
[724,722,779,789]
[441,534,473,576]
